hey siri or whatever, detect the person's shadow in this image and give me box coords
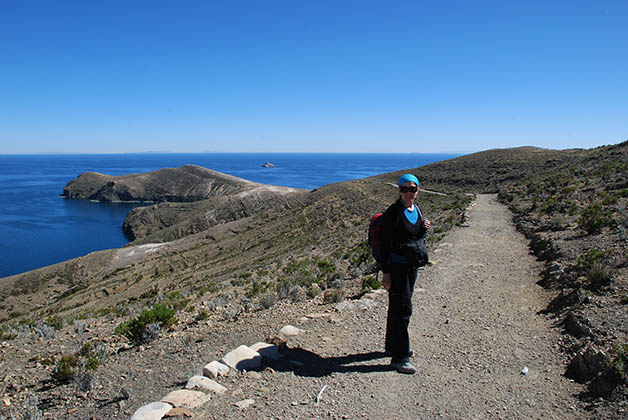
[265,348,393,377]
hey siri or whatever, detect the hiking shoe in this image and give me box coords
[391,361,417,374]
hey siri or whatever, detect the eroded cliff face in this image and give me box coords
[62,164,265,202]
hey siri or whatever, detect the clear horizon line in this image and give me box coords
[0,150,475,156]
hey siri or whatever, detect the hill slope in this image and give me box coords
[0,143,626,419]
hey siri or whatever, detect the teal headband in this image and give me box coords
[398,174,419,187]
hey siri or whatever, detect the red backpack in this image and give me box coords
[368,213,384,267]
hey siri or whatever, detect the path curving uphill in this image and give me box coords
[175,194,587,419]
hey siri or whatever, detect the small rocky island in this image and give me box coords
[261,162,275,168]
[61,164,261,203]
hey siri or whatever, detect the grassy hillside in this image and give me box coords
[0,168,471,324]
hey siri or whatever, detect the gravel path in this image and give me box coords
[187,194,586,419]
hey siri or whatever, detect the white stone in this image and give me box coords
[130,401,173,420]
[334,301,355,312]
[186,375,227,395]
[203,360,230,378]
[234,399,255,409]
[161,389,211,409]
[250,342,283,360]
[279,325,303,336]
[222,345,262,370]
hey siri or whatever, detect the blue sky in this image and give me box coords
[1,0,626,154]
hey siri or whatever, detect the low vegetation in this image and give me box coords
[114,304,178,345]
[52,341,107,384]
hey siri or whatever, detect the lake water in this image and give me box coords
[0,153,458,278]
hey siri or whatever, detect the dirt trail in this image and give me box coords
[189,194,587,419]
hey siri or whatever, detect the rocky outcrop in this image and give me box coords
[62,165,262,203]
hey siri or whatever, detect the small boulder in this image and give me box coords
[130,401,173,420]
[222,345,263,370]
[161,390,211,409]
[186,375,227,395]
[235,399,255,409]
[250,342,283,360]
[203,360,230,378]
[279,325,304,336]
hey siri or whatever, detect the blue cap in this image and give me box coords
[398,174,419,187]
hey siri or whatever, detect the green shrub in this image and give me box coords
[0,325,17,341]
[349,242,371,267]
[195,309,210,321]
[361,275,381,292]
[602,194,618,206]
[230,278,246,286]
[80,342,105,371]
[579,203,614,234]
[577,248,608,272]
[246,280,270,298]
[45,315,64,330]
[540,195,559,215]
[586,263,614,290]
[577,249,614,290]
[161,291,191,312]
[51,342,105,383]
[608,342,628,382]
[317,259,336,275]
[114,304,177,345]
[52,354,79,383]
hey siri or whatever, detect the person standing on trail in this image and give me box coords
[380,174,431,374]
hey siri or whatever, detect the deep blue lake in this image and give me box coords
[0,153,458,278]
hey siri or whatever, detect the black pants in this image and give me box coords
[385,263,418,363]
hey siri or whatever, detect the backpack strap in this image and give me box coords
[416,205,423,221]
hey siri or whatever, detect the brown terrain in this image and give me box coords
[0,142,626,419]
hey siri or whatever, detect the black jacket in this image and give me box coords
[380,199,426,274]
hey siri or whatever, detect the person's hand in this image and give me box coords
[382,273,391,290]
[423,218,431,230]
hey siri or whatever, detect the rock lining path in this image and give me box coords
[130,194,587,419]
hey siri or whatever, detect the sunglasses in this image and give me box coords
[399,186,417,193]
